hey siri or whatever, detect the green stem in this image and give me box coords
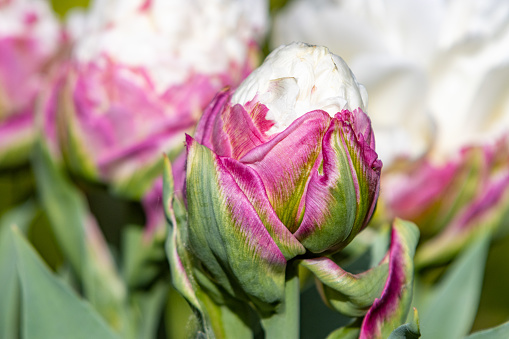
[261,262,300,339]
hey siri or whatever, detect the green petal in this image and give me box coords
[56,77,99,180]
[186,137,287,308]
[164,155,256,339]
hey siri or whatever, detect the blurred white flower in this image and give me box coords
[272,0,509,164]
[67,0,267,94]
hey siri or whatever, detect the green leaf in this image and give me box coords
[418,234,490,339]
[0,202,37,339]
[327,327,360,339]
[32,141,87,272]
[32,140,130,335]
[163,155,202,311]
[301,255,389,317]
[164,156,212,336]
[121,226,166,288]
[466,321,509,339]
[389,323,421,339]
[302,220,418,322]
[11,227,120,339]
[359,219,420,339]
[0,201,36,233]
[131,283,168,339]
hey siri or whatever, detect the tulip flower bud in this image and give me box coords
[183,42,382,308]
[0,0,60,166]
[44,0,267,199]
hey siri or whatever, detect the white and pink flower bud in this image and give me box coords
[176,43,382,312]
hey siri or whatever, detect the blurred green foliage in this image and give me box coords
[49,0,89,17]
[0,166,35,218]
[472,233,509,331]
[270,0,292,12]
[49,0,292,18]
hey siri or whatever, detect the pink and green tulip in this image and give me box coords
[43,0,266,200]
[383,137,509,266]
[415,139,509,266]
[0,0,61,167]
[44,49,259,200]
[180,43,382,311]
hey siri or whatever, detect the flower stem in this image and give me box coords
[261,262,300,339]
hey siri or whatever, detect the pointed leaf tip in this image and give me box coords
[185,134,194,148]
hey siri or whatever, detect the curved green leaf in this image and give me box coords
[32,140,130,334]
[418,233,490,339]
[466,321,509,339]
[359,219,419,339]
[302,255,389,317]
[303,219,419,324]
[327,326,360,339]
[11,227,120,339]
[32,141,86,271]
[0,202,37,339]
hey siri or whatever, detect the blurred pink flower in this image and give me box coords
[43,0,268,234]
[383,137,509,265]
[44,0,266,190]
[0,0,61,166]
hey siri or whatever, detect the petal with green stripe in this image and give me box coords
[240,110,331,233]
[221,157,306,259]
[295,110,381,253]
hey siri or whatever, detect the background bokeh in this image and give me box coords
[1,0,508,338]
